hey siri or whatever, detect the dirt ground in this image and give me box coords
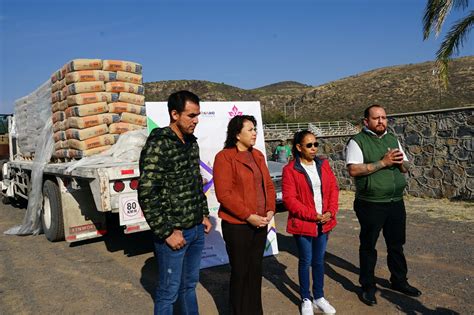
[0,191,473,314]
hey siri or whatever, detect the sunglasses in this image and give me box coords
[303,142,319,148]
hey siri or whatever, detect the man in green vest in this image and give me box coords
[345,104,421,306]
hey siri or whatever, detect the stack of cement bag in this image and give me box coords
[50,59,146,160]
[14,80,52,158]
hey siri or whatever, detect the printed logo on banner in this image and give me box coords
[201,111,216,118]
[228,105,242,117]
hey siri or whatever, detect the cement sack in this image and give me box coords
[54,140,69,151]
[65,124,109,140]
[52,100,69,112]
[65,70,116,84]
[108,102,146,115]
[118,92,145,105]
[102,60,142,74]
[53,131,67,142]
[67,59,103,72]
[51,68,64,83]
[52,91,63,103]
[51,70,59,83]
[61,86,69,100]
[105,82,144,95]
[67,134,118,151]
[116,71,143,84]
[52,111,66,124]
[65,102,108,118]
[53,149,69,159]
[67,92,118,105]
[67,113,119,129]
[67,81,105,95]
[121,112,147,126]
[69,145,112,158]
[52,79,66,92]
[109,122,144,134]
[53,121,67,132]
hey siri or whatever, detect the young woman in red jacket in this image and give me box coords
[282,130,339,315]
[213,115,276,315]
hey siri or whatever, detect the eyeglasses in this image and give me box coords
[304,142,319,148]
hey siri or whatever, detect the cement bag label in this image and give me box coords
[68,81,105,95]
[67,92,118,105]
[109,122,144,134]
[65,70,116,84]
[67,134,118,150]
[103,60,142,74]
[65,102,108,118]
[105,82,144,95]
[65,124,109,140]
[121,112,147,126]
[108,102,146,115]
[67,113,119,129]
[67,59,103,72]
[118,92,145,105]
[116,71,142,84]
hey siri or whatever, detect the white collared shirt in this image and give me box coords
[345,127,408,165]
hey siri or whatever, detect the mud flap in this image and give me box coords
[60,182,107,242]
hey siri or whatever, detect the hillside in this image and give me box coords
[144,56,474,123]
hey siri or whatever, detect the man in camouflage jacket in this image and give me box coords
[138,90,212,315]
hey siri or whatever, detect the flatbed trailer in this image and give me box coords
[1,115,149,242]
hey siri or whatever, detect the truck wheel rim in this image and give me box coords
[43,195,52,229]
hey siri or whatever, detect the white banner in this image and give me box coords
[145,101,279,268]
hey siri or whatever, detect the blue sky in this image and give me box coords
[1,0,473,113]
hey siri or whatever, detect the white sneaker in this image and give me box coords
[301,298,314,315]
[313,297,336,314]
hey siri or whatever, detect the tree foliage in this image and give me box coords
[423,0,473,88]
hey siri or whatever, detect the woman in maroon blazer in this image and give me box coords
[282,130,339,315]
[213,115,276,315]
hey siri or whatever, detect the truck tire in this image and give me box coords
[42,180,65,242]
[0,159,9,204]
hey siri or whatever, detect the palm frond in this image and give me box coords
[423,0,469,39]
[436,11,474,88]
[423,0,443,39]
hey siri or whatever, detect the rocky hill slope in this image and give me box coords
[144,56,474,123]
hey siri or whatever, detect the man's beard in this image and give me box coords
[374,126,387,135]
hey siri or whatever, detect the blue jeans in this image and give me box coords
[153,224,205,315]
[294,231,328,300]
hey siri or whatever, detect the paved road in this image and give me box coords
[0,192,473,314]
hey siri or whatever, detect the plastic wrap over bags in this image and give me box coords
[4,119,54,236]
[65,128,148,173]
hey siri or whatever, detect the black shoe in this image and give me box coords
[361,287,377,306]
[391,282,422,297]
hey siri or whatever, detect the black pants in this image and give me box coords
[222,221,267,315]
[354,198,408,290]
